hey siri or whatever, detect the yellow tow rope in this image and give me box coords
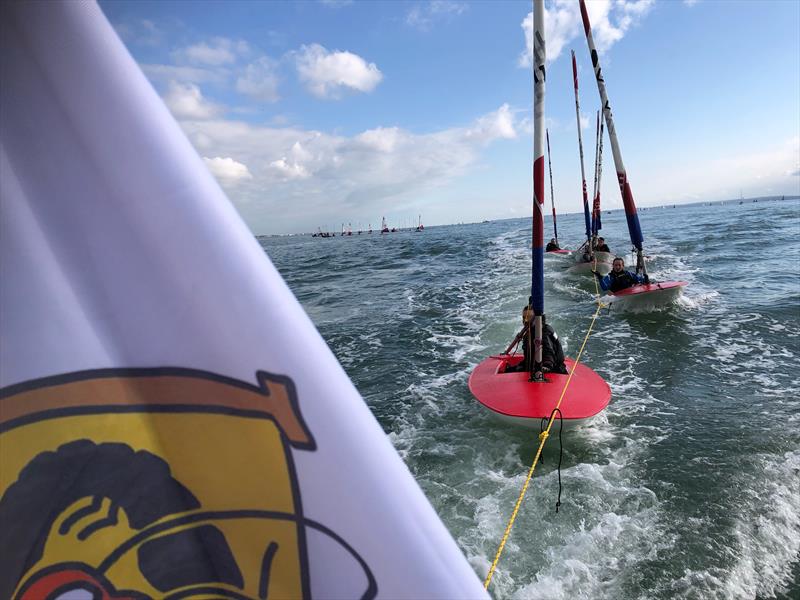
[483,299,605,591]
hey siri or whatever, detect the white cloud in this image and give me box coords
[174,37,250,66]
[520,0,654,66]
[236,56,280,102]
[636,137,800,203]
[163,81,221,119]
[466,104,517,143]
[203,156,253,182]
[269,158,311,180]
[320,0,353,6]
[683,0,699,6]
[142,63,227,86]
[294,44,383,99]
[355,127,404,153]
[115,19,164,47]
[174,104,519,230]
[406,1,468,31]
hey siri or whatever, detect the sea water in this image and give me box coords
[260,198,800,599]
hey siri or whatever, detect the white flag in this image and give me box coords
[0,2,487,599]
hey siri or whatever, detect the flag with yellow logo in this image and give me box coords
[0,3,487,599]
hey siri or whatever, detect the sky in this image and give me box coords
[100,0,800,235]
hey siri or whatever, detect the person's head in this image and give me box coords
[612,257,625,273]
[598,237,605,244]
[522,306,533,324]
[550,238,556,244]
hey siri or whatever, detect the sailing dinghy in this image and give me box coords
[470,0,610,429]
[579,0,686,309]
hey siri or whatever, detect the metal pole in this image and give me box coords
[591,109,600,253]
[571,49,591,249]
[546,128,558,245]
[593,109,605,240]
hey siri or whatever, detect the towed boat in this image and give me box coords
[568,258,611,276]
[579,0,687,309]
[470,356,609,429]
[601,280,687,311]
[470,0,610,429]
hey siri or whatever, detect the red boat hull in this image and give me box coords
[610,280,687,297]
[469,355,611,426]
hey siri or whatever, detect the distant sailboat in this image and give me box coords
[416,215,424,232]
[381,217,389,234]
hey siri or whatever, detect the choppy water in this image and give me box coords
[260,199,800,600]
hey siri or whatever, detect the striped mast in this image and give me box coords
[593,109,605,240]
[530,0,546,380]
[579,0,647,275]
[546,128,558,246]
[571,49,591,252]
[590,109,600,247]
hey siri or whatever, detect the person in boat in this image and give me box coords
[594,237,610,253]
[545,238,560,252]
[507,306,568,375]
[593,257,649,292]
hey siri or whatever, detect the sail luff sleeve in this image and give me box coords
[531,0,545,315]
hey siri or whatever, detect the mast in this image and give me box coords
[593,109,604,240]
[591,109,600,248]
[530,0,545,380]
[579,0,647,275]
[571,49,591,249]
[546,128,558,245]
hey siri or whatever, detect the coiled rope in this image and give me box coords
[483,299,605,591]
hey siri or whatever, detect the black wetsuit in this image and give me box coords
[595,243,610,252]
[546,241,560,251]
[516,321,568,375]
[595,269,647,292]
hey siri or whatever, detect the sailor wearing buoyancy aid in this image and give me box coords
[594,257,648,292]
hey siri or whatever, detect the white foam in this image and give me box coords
[722,450,800,598]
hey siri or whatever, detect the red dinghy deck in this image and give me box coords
[546,249,570,255]
[610,280,687,297]
[469,355,610,426]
